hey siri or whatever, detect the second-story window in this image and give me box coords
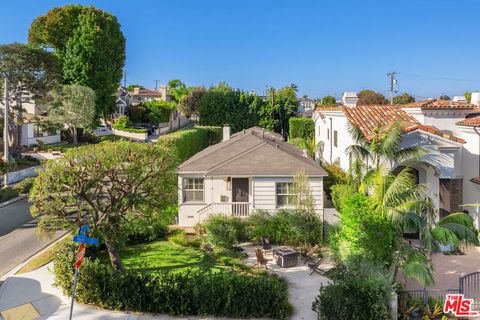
[334,130,338,147]
[327,128,330,140]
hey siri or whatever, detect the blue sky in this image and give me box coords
[2,0,480,99]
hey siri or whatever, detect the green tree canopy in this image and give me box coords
[259,85,298,136]
[439,94,450,100]
[320,95,337,106]
[197,83,260,133]
[28,4,126,122]
[29,141,177,271]
[49,84,96,145]
[357,90,388,105]
[167,79,188,103]
[179,86,206,118]
[392,93,415,105]
[0,43,60,156]
[127,84,145,91]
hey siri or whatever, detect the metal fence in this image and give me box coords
[398,289,460,308]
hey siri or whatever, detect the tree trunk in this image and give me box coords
[105,239,124,272]
[72,127,78,145]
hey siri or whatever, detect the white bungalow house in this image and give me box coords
[313,92,480,227]
[177,126,327,226]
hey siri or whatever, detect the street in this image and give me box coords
[0,198,64,278]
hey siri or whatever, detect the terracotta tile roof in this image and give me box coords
[456,116,480,127]
[128,89,163,96]
[400,98,476,110]
[337,105,465,143]
[471,177,480,185]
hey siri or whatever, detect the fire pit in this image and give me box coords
[273,246,299,268]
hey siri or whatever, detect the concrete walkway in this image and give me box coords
[241,244,332,320]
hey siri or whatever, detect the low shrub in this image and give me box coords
[246,210,323,248]
[169,231,202,248]
[113,116,147,133]
[125,217,168,245]
[14,177,35,194]
[312,259,394,320]
[53,242,292,319]
[204,216,246,249]
[158,126,222,163]
[288,117,314,141]
[0,187,18,202]
[330,183,356,212]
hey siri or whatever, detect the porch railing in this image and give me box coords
[197,202,251,223]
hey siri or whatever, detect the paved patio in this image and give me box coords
[241,244,332,320]
[402,245,480,290]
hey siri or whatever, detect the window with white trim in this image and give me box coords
[334,130,338,147]
[183,178,204,202]
[276,182,296,207]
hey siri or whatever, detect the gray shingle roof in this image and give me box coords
[178,127,327,177]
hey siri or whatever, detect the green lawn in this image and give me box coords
[112,240,227,273]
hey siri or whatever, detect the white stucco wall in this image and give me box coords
[314,111,353,171]
[459,126,480,228]
[403,108,472,136]
[21,123,61,146]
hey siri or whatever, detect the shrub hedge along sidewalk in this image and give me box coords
[54,242,292,319]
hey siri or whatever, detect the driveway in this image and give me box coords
[402,245,480,290]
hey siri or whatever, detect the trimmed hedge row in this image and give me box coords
[288,117,314,141]
[158,126,222,163]
[54,242,292,319]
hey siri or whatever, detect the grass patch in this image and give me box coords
[17,237,68,274]
[105,240,227,273]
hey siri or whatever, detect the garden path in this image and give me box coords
[241,244,332,320]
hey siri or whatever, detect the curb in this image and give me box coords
[0,232,69,282]
[0,194,27,208]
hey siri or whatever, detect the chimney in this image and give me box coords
[158,85,168,101]
[223,125,231,141]
[471,92,480,107]
[453,95,467,103]
[133,87,140,94]
[342,92,358,107]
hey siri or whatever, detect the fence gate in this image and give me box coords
[459,272,480,310]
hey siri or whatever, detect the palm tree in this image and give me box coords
[346,122,427,172]
[289,137,324,161]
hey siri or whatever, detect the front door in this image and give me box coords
[232,178,249,202]
[232,178,249,217]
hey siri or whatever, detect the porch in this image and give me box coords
[197,202,252,223]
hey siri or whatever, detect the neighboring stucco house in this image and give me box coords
[313,92,480,227]
[177,126,327,226]
[298,97,315,116]
[114,86,131,118]
[128,86,170,105]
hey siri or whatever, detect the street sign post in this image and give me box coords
[69,226,98,320]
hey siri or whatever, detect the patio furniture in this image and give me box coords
[302,244,320,264]
[261,236,272,255]
[273,246,299,268]
[308,257,326,275]
[254,248,270,269]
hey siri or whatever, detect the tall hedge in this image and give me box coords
[288,117,314,141]
[158,126,222,163]
[53,242,292,319]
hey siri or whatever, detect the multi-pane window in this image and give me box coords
[276,182,296,207]
[327,128,330,140]
[183,178,204,202]
[334,130,338,147]
[33,124,43,138]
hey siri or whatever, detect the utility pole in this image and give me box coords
[3,77,9,187]
[123,71,127,87]
[387,71,398,104]
[154,80,161,91]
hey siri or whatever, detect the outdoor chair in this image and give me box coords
[254,248,270,269]
[261,236,272,255]
[302,244,320,264]
[308,257,325,276]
